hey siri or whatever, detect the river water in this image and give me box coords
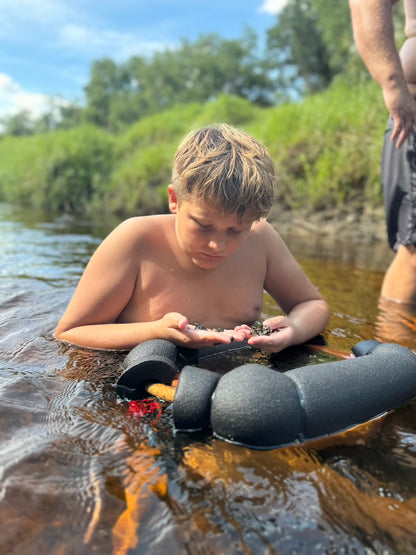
[1,202,416,554]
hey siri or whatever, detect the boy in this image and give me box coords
[55,124,329,352]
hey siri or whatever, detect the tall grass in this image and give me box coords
[0,126,114,213]
[0,82,387,217]
[252,78,386,210]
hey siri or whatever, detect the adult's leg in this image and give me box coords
[376,294,416,348]
[381,117,416,303]
[381,243,416,303]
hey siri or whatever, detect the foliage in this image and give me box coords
[83,31,274,132]
[0,110,36,136]
[193,94,261,128]
[102,142,174,216]
[254,79,386,210]
[0,99,85,137]
[117,102,202,156]
[266,0,360,95]
[101,95,262,217]
[0,83,388,219]
[267,0,333,94]
[1,2,407,137]
[0,126,114,213]
[84,58,130,129]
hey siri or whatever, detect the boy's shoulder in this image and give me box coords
[250,218,277,237]
[249,218,287,251]
[104,214,174,254]
[116,214,174,236]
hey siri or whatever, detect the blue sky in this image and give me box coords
[0,0,288,120]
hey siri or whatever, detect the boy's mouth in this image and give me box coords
[199,252,224,260]
[193,252,226,267]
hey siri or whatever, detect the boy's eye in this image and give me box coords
[194,220,212,230]
[228,228,242,236]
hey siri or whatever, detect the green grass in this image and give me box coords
[0,126,115,213]
[0,81,387,217]
[252,79,386,209]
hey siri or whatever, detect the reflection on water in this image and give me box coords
[0,203,415,554]
[376,297,416,347]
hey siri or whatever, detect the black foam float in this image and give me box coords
[117,339,416,450]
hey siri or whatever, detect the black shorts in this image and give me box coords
[381,118,416,251]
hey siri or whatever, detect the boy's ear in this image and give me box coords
[168,184,179,214]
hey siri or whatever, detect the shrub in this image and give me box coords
[0,126,115,214]
[102,142,175,217]
[252,79,386,209]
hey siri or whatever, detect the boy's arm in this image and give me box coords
[56,312,240,351]
[349,0,416,147]
[55,219,140,349]
[248,222,329,353]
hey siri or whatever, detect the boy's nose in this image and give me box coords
[208,238,226,252]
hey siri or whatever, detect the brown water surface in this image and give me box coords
[1,203,416,554]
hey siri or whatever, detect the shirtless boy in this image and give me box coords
[55,124,329,352]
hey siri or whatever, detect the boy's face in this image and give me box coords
[168,185,255,270]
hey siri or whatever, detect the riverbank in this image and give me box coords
[269,204,387,244]
[268,204,392,274]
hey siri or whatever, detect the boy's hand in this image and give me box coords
[247,316,296,353]
[160,313,250,349]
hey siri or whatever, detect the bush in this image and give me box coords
[193,94,261,128]
[253,79,386,209]
[0,126,115,214]
[102,142,175,216]
[117,102,202,156]
[108,95,262,217]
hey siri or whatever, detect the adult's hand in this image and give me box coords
[384,85,416,147]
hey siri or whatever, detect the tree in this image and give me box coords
[84,58,131,128]
[131,31,274,107]
[83,31,275,131]
[266,0,352,95]
[57,104,85,130]
[1,110,34,136]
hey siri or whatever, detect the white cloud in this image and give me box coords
[0,73,68,120]
[57,23,168,60]
[0,0,74,38]
[259,0,290,14]
[0,0,170,58]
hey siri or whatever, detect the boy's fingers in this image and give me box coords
[264,316,287,331]
[186,328,231,344]
[178,316,188,330]
[202,330,231,343]
[163,312,188,330]
[248,326,291,349]
[233,324,252,332]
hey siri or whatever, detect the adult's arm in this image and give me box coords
[349,0,416,146]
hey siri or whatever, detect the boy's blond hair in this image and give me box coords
[172,123,276,221]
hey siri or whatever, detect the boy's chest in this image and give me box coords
[127,255,266,327]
